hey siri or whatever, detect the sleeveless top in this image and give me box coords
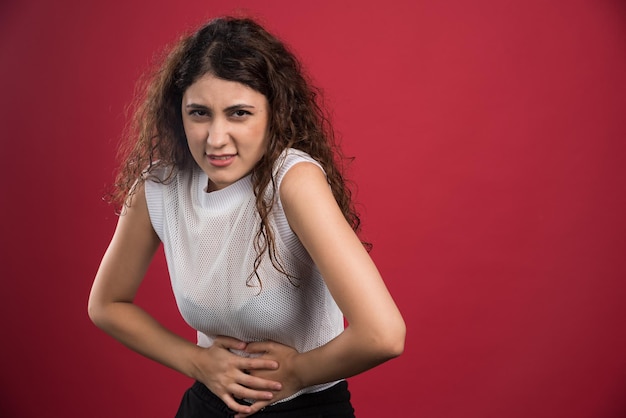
[144,148,344,398]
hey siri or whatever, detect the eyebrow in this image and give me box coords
[185,103,256,112]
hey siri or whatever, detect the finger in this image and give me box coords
[239,372,282,391]
[244,399,273,417]
[228,383,275,403]
[214,335,247,351]
[219,393,254,416]
[245,341,274,354]
[234,401,273,418]
[239,356,279,371]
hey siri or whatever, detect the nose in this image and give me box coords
[206,119,229,148]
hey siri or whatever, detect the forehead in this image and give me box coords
[183,73,267,106]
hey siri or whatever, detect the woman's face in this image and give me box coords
[182,73,269,191]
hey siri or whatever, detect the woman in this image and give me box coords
[88,16,405,417]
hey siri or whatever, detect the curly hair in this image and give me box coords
[110,16,368,285]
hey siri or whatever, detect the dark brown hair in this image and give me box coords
[111,17,367,284]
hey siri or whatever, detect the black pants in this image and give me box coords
[175,380,355,418]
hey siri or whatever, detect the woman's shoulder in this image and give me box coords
[143,163,190,204]
[144,162,176,184]
[274,148,324,181]
[270,148,327,209]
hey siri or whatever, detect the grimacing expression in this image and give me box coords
[182,73,269,191]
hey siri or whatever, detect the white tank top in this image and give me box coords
[145,148,344,398]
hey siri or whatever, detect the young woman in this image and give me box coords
[88,16,405,417]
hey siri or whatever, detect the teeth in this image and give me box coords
[211,155,231,160]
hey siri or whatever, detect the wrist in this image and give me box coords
[183,344,206,381]
[290,351,309,389]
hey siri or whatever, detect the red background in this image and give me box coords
[1,1,625,417]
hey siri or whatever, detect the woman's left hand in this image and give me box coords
[234,340,303,417]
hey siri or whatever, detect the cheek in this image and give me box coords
[253,132,269,155]
[256,122,270,149]
[184,125,204,145]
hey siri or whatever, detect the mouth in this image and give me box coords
[206,153,236,167]
[207,154,236,160]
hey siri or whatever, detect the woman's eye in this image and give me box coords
[232,109,251,117]
[190,110,208,117]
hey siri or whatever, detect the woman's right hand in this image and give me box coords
[190,336,283,414]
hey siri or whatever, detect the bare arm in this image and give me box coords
[244,162,406,413]
[88,183,282,414]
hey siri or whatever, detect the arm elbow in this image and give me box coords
[382,326,406,359]
[373,321,406,360]
[87,302,100,327]
[386,338,405,359]
[87,297,108,329]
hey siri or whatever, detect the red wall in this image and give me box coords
[1,1,625,417]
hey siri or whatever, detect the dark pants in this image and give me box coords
[175,380,355,418]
